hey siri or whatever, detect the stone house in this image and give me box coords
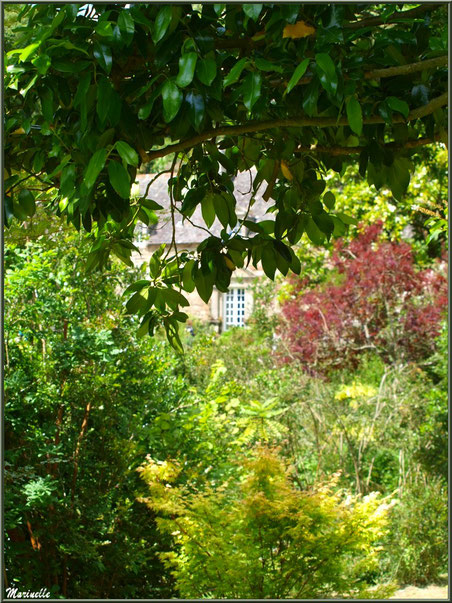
[132,171,271,332]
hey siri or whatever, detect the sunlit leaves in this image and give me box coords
[243,4,263,21]
[176,53,198,88]
[285,58,310,95]
[223,57,248,88]
[346,97,363,136]
[161,80,183,122]
[108,161,131,199]
[243,72,262,111]
[152,5,172,43]
[84,149,107,190]
[115,141,139,167]
[3,1,448,339]
[315,53,338,97]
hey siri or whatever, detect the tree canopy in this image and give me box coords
[4,2,448,345]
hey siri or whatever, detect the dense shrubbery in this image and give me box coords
[279,222,447,373]
[139,446,396,599]
[4,227,183,598]
[382,476,448,586]
[5,206,447,596]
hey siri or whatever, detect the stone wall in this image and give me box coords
[132,243,264,330]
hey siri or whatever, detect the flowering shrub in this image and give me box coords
[279,222,447,373]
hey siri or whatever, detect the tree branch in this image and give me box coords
[365,55,448,79]
[209,5,443,50]
[294,133,446,156]
[270,54,448,88]
[344,3,443,30]
[142,93,448,162]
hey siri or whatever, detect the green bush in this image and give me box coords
[383,477,448,586]
[139,446,397,599]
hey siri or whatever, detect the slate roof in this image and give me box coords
[135,170,273,246]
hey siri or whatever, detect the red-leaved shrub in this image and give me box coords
[279,223,447,373]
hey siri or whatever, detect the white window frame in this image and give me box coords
[223,288,246,331]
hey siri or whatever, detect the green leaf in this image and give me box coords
[161,80,183,123]
[84,149,107,190]
[137,314,152,338]
[388,157,411,200]
[4,195,14,225]
[243,4,263,21]
[138,85,162,120]
[323,191,336,210]
[115,141,139,167]
[74,72,91,108]
[315,52,338,96]
[186,92,205,131]
[12,197,29,221]
[201,193,216,228]
[302,79,320,116]
[39,89,54,122]
[212,193,229,228]
[18,189,36,217]
[346,96,363,136]
[48,154,71,179]
[289,248,301,274]
[20,74,38,97]
[195,270,214,303]
[331,216,347,236]
[182,260,196,292]
[305,216,325,244]
[336,212,358,225]
[142,198,163,211]
[118,10,135,40]
[97,77,113,125]
[261,244,277,279]
[126,292,147,314]
[93,42,112,74]
[387,96,410,119]
[196,58,217,86]
[96,21,113,37]
[123,280,151,296]
[181,187,206,214]
[19,42,41,63]
[254,57,283,73]
[153,6,172,43]
[52,60,91,73]
[285,58,310,95]
[163,288,190,309]
[223,57,248,88]
[60,165,76,198]
[313,213,334,241]
[32,54,51,75]
[108,161,131,199]
[176,52,198,88]
[243,72,261,111]
[164,317,184,353]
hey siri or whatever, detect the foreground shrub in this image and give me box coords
[138,447,396,599]
[279,222,447,374]
[383,477,448,586]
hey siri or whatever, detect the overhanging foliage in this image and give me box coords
[4,3,448,344]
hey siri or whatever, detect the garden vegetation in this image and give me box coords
[3,3,448,599]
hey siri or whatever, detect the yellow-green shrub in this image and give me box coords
[138,447,396,599]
